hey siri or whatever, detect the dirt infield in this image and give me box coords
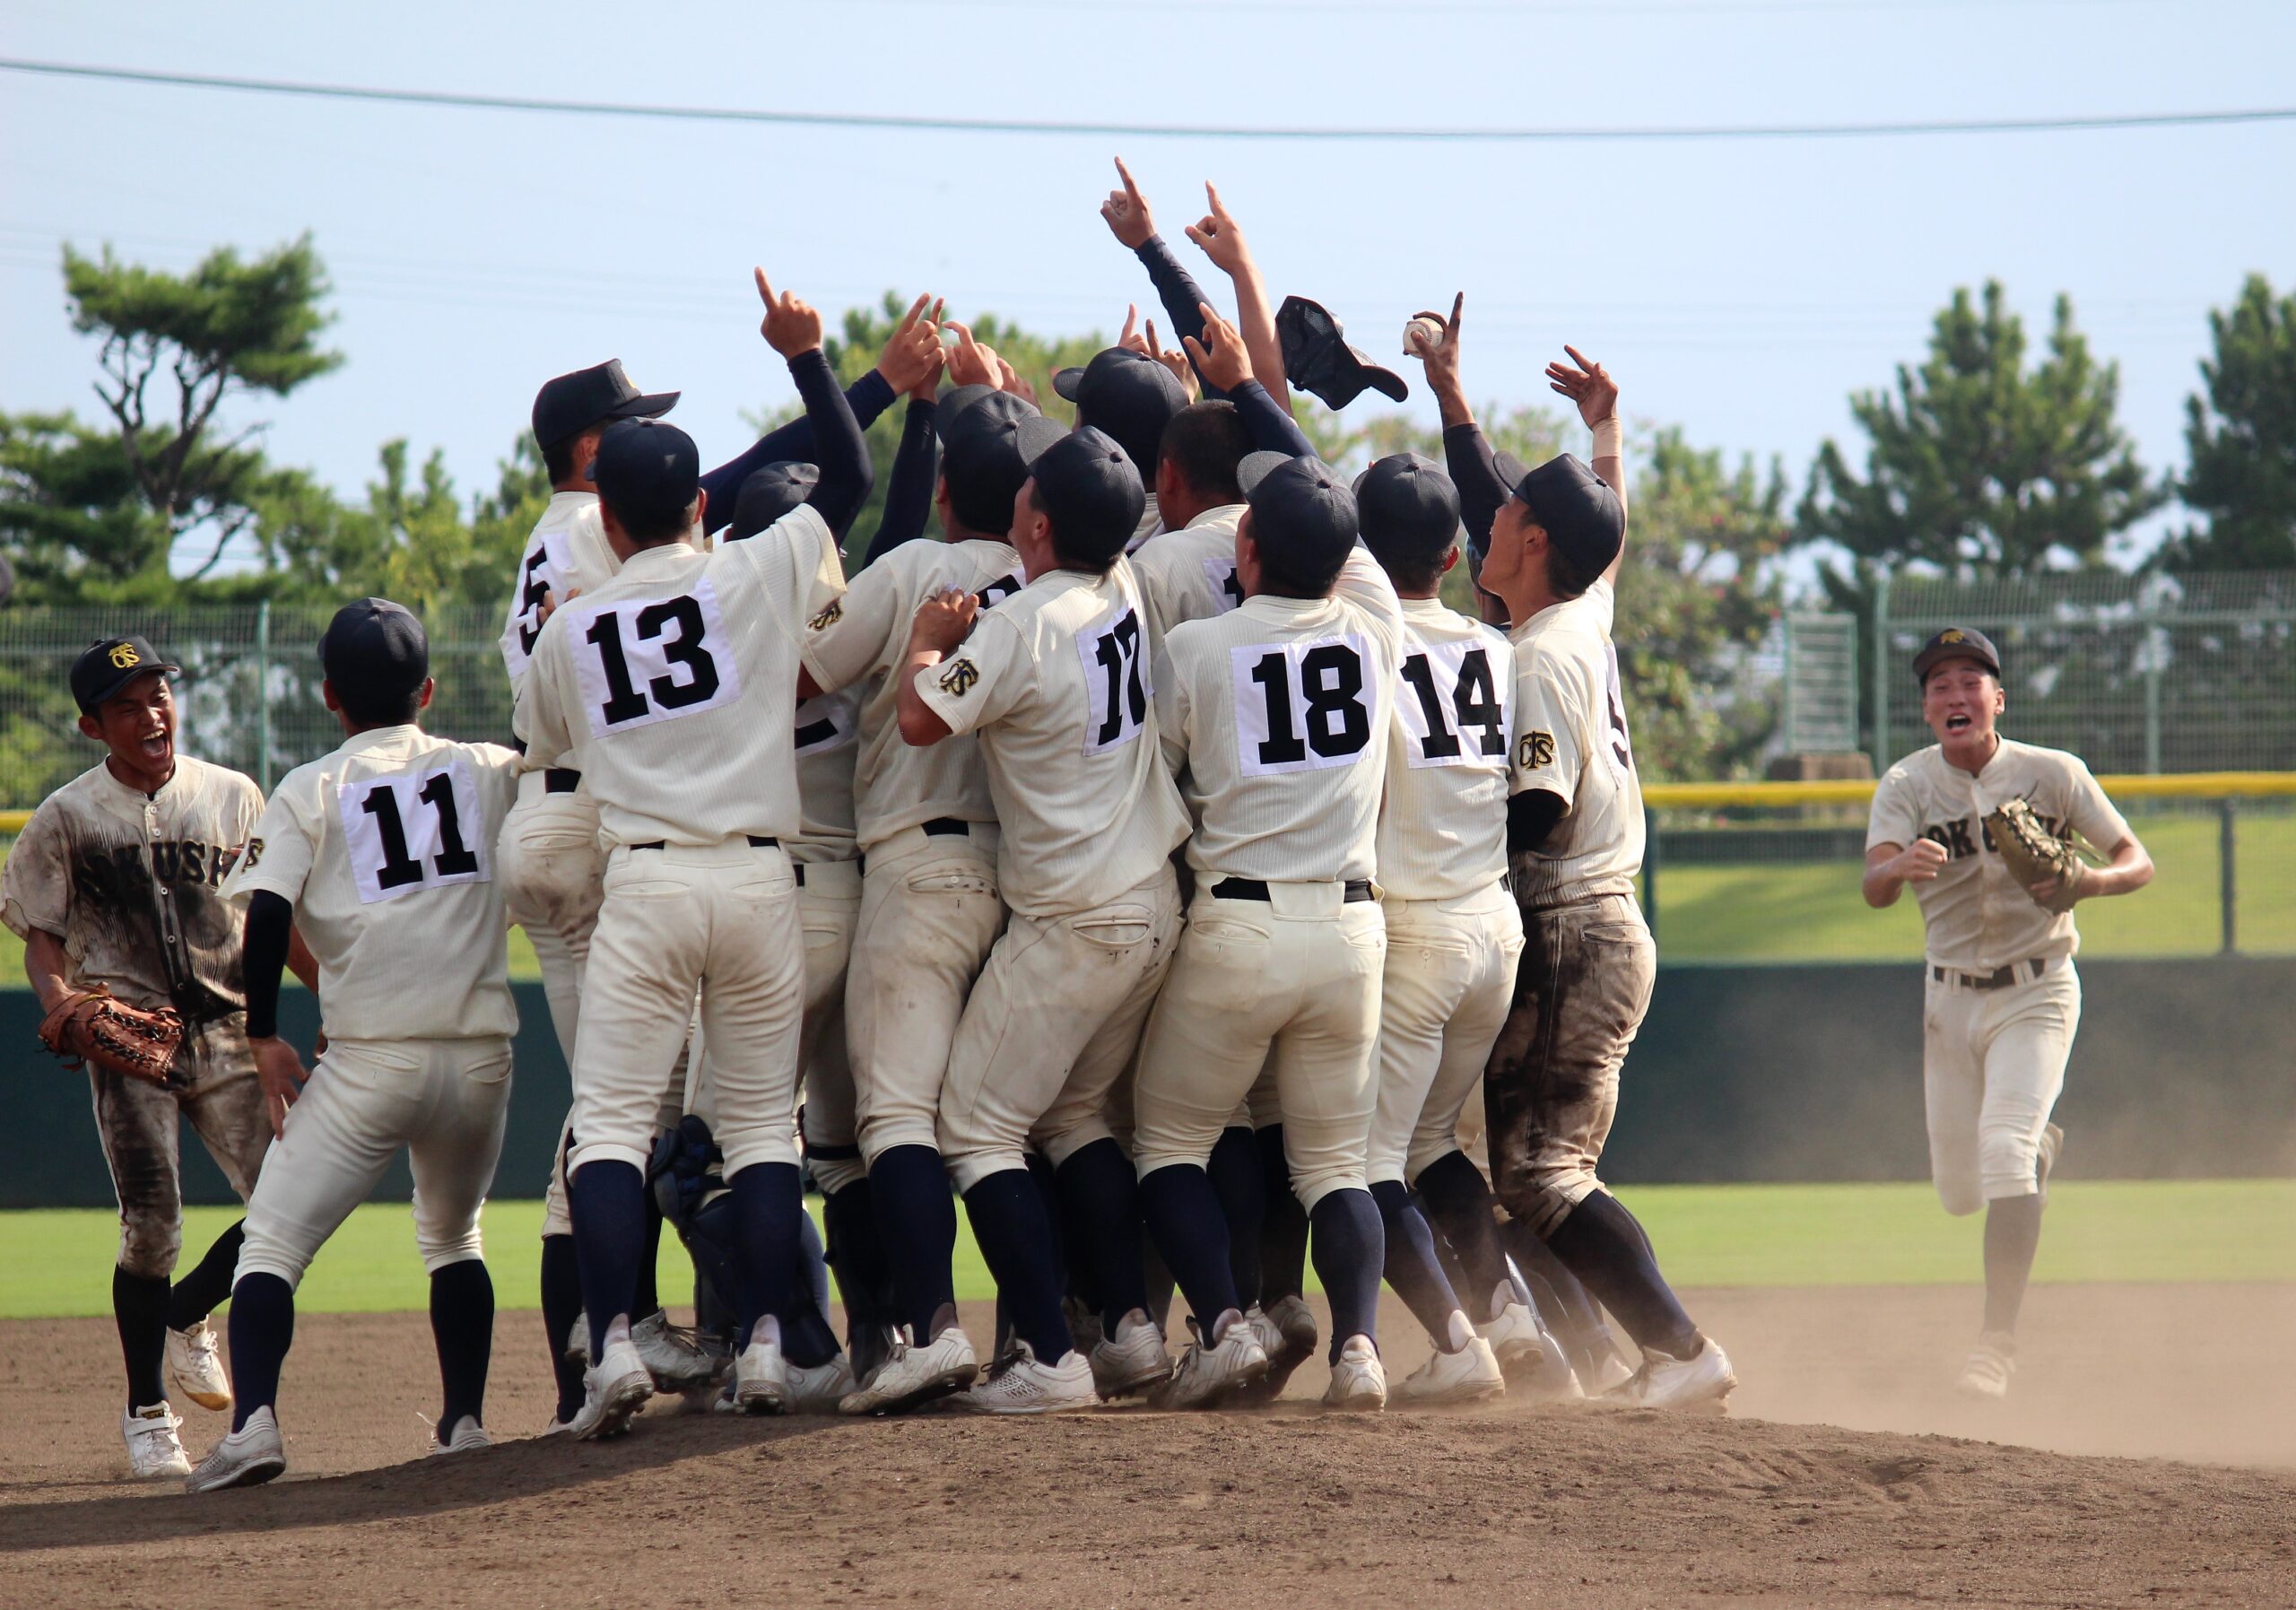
[4,1284,2291,1608]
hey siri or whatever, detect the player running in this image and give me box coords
[1863,627,2152,1397]
[191,601,524,1489]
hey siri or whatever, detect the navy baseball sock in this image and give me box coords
[1256,1126,1309,1305]
[962,1169,1074,1363]
[1141,1232,1177,1332]
[1138,1163,1243,1332]
[166,1220,245,1331]
[728,1161,804,1346]
[429,1258,493,1433]
[1370,1180,1467,1348]
[1309,1188,1386,1359]
[1981,1194,2044,1333]
[226,1272,294,1432]
[1412,1152,1515,1318]
[568,1159,648,1360]
[1544,1190,1701,1359]
[778,1284,843,1370]
[113,1266,170,1412]
[1207,1126,1264,1308]
[867,1145,961,1340]
[822,1179,896,1346]
[1054,1138,1151,1332]
[538,1234,588,1421]
[633,1192,665,1319]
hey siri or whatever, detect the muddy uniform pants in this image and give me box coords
[1483,892,1656,1239]
[94,1021,270,1279]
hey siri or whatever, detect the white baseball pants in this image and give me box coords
[1370,881,1524,1187]
[496,771,605,1067]
[793,857,865,1194]
[1923,958,2082,1215]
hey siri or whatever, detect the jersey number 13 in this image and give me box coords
[570,580,744,737]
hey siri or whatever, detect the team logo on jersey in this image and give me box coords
[241,839,263,869]
[1518,729,1556,770]
[807,599,842,631]
[938,657,979,697]
[109,643,142,668]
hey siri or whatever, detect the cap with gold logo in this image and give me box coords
[71,635,180,714]
[1911,626,2002,684]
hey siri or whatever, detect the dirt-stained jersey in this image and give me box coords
[1508,578,1644,908]
[1866,738,2133,973]
[2,754,263,1022]
[915,561,1190,916]
[1378,597,1517,901]
[222,727,522,1040]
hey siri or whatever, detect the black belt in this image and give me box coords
[544,768,581,793]
[921,817,971,837]
[1932,957,2052,990]
[1211,877,1374,903]
[628,835,779,852]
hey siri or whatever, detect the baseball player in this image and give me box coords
[1863,627,2152,1397]
[1129,452,1404,1411]
[523,272,868,1436]
[1427,304,1735,1413]
[891,424,1189,1412]
[188,601,524,1490]
[796,385,1048,1414]
[4,638,290,1477]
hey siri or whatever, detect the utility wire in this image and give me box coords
[4,57,2293,143]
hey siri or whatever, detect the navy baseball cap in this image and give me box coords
[1275,296,1409,410]
[1240,453,1359,587]
[728,461,820,541]
[321,599,429,704]
[1490,451,1624,579]
[1025,427,1145,567]
[590,418,700,518]
[1051,349,1187,478]
[944,412,1066,535]
[531,360,678,450]
[1353,452,1460,568]
[70,636,179,715]
[936,385,1039,448]
[1913,626,2003,683]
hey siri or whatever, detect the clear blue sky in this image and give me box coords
[4,0,2292,576]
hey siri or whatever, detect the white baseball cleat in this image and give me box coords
[166,1320,232,1413]
[428,1415,491,1456]
[1603,1336,1736,1413]
[731,1332,789,1415]
[1089,1309,1171,1399]
[1253,1295,1318,1399]
[1394,1336,1504,1406]
[1484,1301,1582,1400]
[633,1309,720,1388]
[570,1336,654,1440]
[1321,1334,1388,1411]
[786,1354,857,1414]
[1957,1331,2016,1400]
[961,1340,1100,1414]
[839,1327,978,1416]
[1152,1312,1268,1410]
[122,1402,193,1480]
[184,1405,284,1492]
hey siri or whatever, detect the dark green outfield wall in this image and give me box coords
[4,960,2291,1210]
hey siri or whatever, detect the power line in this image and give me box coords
[4,57,2293,143]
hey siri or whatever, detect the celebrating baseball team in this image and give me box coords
[4,160,2153,1491]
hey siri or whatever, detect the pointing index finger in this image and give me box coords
[1115,155,1143,203]
[1448,291,1465,330]
[754,267,775,306]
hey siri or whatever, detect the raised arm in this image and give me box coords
[756,270,874,539]
[1101,157,1230,400]
[1186,303,1313,458]
[1545,344,1627,582]
[1184,182,1292,411]
[1413,294,1509,553]
[864,393,943,569]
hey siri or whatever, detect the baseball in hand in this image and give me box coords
[1404,316,1446,358]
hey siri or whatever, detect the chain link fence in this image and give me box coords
[0,605,511,805]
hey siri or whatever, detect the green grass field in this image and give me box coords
[3,1179,2287,1320]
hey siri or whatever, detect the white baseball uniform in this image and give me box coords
[913,561,1190,1191]
[791,689,866,1196]
[801,537,1020,1165]
[1130,545,1404,1208]
[524,505,843,1179]
[1370,597,1526,1187]
[1866,739,2130,1214]
[1131,502,1246,648]
[222,726,522,1288]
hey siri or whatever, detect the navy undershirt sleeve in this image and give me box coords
[1229,379,1313,458]
[1445,422,1511,558]
[699,369,896,534]
[241,890,292,1040]
[863,398,940,569]
[1132,234,1227,400]
[1508,789,1568,856]
[787,350,874,539]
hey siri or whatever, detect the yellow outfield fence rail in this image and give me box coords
[1642,771,2296,810]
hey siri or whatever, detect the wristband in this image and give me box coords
[1591,416,1623,461]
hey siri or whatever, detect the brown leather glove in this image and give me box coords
[39,985,186,1086]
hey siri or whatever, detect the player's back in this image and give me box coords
[790,688,861,863]
[238,727,521,1041]
[1509,578,1643,906]
[1379,599,1515,901]
[1156,546,1402,883]
[529,506,844,849]
[801,535,1021,849]
[500,492,618,702]
[1132,504,1246,648]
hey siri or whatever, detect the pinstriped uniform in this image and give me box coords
[1131,503,1246,649]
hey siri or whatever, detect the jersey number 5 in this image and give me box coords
[339,763,491,905]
